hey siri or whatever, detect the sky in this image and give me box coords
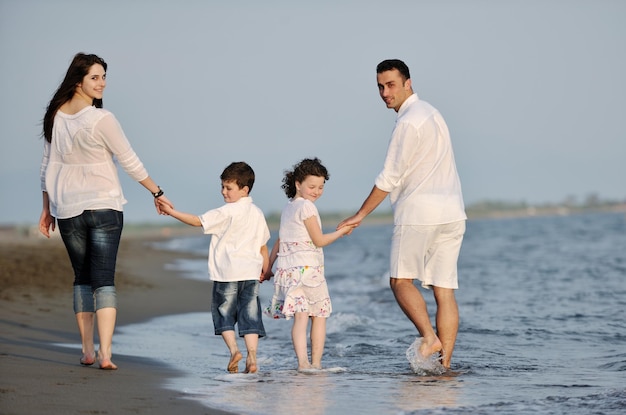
[1,0,625,225]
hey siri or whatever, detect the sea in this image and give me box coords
[110,211,626,414]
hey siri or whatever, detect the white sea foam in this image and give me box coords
[405,338,447,376]
[51,215,626,414]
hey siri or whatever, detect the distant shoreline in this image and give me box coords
[4,203,624,239]
[462,202,626,221]
[294,202,626,225]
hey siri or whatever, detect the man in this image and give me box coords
[338,59,466,368]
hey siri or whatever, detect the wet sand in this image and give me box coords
[0,226,234,415]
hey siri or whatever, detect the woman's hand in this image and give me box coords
[154,195,174,215]
[38,210,55,238]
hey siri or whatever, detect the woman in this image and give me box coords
[39,52,173,370]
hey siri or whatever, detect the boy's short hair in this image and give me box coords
[221,162,255,192]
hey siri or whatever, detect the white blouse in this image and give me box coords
[40,106,148,219]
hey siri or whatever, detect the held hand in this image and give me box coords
[337,215,362,234]
[338,223,358,236]
[337,215,362,229]
[260,270,274,283]
[38,211,56,238]
[155,196,174,215]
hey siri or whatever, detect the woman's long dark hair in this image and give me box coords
[42,53,107,142]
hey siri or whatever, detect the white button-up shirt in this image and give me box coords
[199,197,271,282]
[375,94,466,225]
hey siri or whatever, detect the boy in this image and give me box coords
[158,162,270,374]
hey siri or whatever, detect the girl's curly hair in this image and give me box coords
[281,157,329,199]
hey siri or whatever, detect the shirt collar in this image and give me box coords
[397,93,418,117]
[234,196,253,205]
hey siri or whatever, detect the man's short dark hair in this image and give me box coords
[376,59,411,81]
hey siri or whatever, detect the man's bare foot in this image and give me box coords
[439,350,451,369]
[419,337,442,358]
[228,351,242,373]
[80,351,96,366]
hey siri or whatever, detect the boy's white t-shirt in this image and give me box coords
[198,197,270,282]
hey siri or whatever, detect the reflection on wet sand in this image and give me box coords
[197,369,332,415]
[392,372,462,412]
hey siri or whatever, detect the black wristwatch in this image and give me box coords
[152,186,164,198]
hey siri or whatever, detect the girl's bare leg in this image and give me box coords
[222,330,242,373]
[243,333,259,374]
[96,307,117,370]
[76,312,96,365]
[292,312,311,370]
[310,316,326,369]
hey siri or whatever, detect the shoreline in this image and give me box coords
[3,204,624,238]
[0,227,234,415]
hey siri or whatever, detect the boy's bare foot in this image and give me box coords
[244,362,258,374]
[244,353,258,374]
[80,351,96,366]
[228,351,242,373]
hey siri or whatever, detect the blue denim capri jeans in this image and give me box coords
[57,209,123,313]
[212,280,266,337]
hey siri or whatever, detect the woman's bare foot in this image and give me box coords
[227,351,242,373]
[80,351,96,366]
[98,356,118,370]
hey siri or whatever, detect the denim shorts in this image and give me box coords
[57,209,123,290]
[211,280,266,337]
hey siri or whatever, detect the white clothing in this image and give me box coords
[40,106,148,219]
[389,221,465,288]
[375,94,466,225]
[276,198,324,269]
[199,197,270,282]
[265,197,331,319]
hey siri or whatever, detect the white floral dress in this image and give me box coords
[265,198,331,320]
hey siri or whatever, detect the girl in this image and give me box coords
[264,158,355,371]
[38,53,173,370]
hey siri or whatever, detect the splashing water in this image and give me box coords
[406,337,447,375]
[138,213,626,414]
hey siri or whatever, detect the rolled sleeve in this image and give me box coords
[40,141,51,192]
[375,121,417,192]
[95,113,149,182]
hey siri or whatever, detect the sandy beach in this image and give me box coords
[0,226,234,415]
